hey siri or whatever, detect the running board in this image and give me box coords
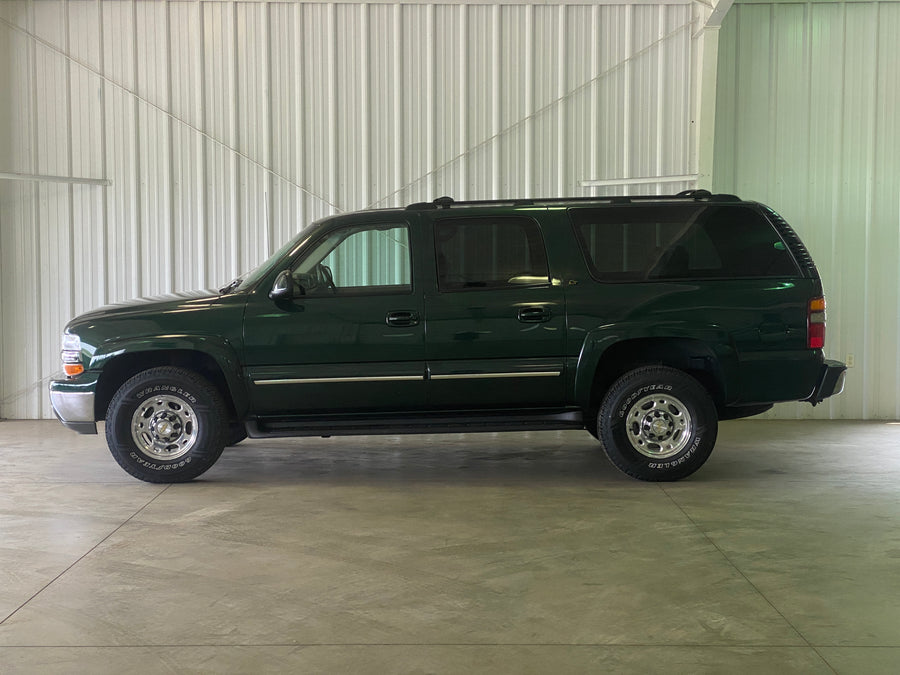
[246,410,584,439]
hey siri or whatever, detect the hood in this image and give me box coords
[71,289,220,324]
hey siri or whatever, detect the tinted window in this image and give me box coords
[434,217,550,291]
[293,224,411,295]
[571,205,799,281]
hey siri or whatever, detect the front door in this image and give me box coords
[423,214,567,409]
[243,216,426,415]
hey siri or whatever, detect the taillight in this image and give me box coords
[808,297,826,349]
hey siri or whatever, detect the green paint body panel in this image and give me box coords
[50,195,844,435]
[59,291,249,419]
[566,278,823,407]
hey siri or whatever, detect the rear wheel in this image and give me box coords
[105,367,227,483]
[597,366,717,481]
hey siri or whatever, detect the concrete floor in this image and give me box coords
[0,420,898,674]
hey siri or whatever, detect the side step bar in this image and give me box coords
[246,410,584,439]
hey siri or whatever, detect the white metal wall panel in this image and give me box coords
[714,0,900,420]
[1,0,697,419]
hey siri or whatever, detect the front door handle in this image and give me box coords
[386,310,420,327]
[517,306,551,323]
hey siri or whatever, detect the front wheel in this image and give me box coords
[597,366,717,481]
[105,367,228,483]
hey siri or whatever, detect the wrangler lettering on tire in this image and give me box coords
[598,366,717,481]
[105,367,227,483]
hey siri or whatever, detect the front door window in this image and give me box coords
[293,224,412,296]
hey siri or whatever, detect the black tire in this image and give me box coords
[597,366,717,481]
[105,367,227,483]
[226,423,248,447]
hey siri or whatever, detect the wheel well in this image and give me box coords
[587,338,725,415]
[94,350,236,420]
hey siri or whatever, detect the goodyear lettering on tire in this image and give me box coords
[129,451,192,471]
[135,384,197,404]
[617,383,673,419]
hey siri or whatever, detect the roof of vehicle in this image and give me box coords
[403,190,744,211]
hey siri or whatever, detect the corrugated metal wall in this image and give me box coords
[714,0,900,420]
[0,0,698,419]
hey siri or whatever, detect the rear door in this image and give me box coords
[422,213,567,409]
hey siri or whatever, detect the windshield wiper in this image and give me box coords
[219,277,242,295]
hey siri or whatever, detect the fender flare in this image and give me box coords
[90,334,249,416]
[571,323,738,409]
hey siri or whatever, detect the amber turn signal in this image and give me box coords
[64,363,84,377]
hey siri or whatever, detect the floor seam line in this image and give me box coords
[658,485,838,675]
[0,485,172,627]
[0,642,866,649]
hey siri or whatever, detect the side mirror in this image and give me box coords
[269,270,297,299]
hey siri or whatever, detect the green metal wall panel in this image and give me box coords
[715,1,900,419]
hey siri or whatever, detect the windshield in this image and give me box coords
[219,230,309,295]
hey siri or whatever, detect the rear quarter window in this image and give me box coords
[570,204,801,281]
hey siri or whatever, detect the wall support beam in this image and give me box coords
[0,171,111,187]
[581,174,698,188]
[692,0,733,189]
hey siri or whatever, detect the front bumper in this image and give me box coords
[807,359,847,405]
[49,377,98,434]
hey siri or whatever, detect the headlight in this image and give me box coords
[61,333,84,377]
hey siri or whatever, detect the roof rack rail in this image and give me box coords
[433,196,454,209]
[404,192,742,210]
[405,201,438,211]
[675,189,711,199]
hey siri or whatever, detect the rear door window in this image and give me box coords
[570,205,800,281]
[433,217,550,291]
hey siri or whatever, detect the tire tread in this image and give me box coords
[597,366,717,481]
[105,366,227,483]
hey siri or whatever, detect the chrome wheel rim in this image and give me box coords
[131,394,198,460]
[625,393,693,459]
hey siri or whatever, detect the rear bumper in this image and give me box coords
[807,359,847,405]
[49,379,98,434]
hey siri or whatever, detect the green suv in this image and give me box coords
[49,191,846,482]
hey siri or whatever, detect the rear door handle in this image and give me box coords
[386,310,420,327]
[517,306,551,323]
